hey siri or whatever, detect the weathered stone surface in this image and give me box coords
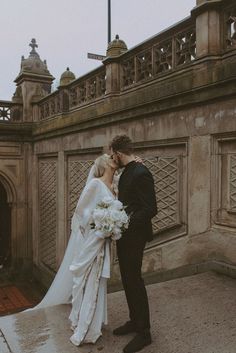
[0,272,236,353]
[0,0,236,287]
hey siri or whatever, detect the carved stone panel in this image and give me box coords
[136,50,153,82]
[214,138,236,227]
[67,159,94,234]
[38,159,57,271]
[121,57,135,88]
[144,157,180,234]
[175,28,196,66]
[225,4,236,49]
[229,155,236,212]
[154,40,173,75]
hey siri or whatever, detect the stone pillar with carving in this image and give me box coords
[192,0,222,58]
[13,39,54,122]
[103,35,128,95]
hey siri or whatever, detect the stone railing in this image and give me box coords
[224,1,236,50]
[0,100,23,122]
[18,0,236,121]
[38,90,64,121]
[38,66,106,120]
[37,17,196,120]
[68,66,106,109]
[119,17,196,90]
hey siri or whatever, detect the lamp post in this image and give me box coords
[108,0,111,44]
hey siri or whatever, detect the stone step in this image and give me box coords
[0,272,236,353]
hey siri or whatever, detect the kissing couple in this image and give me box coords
[33,135,157,353]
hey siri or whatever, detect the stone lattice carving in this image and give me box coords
[69,87,77,107]
[136,50,153,82]
[229,155,236,211]
[39,159,57,271]
[97,72,106,96]
[67,157,179,236]
[144,157,179,233]
[121,24,196,89]
[68,160,94,231]
[50,99,55,115]
[40,92,63,120]
[78,83,86,104]
[154,40,173,74]
[68,71,105,108]
[226,14,236,48]
[122,57,135,88]
[87,78,97,100]
[0,103,11,121]
[175,28,196,66]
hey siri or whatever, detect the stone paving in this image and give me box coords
[0,271,235,353]
[0,286,35,315]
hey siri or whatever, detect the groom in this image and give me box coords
[110,135,157,353]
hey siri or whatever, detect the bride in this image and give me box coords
[33,153,118,346]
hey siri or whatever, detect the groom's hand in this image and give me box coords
[134,155,143,164]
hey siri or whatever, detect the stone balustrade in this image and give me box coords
[225,2,236,49]
[120,17,196,90]
[1,0,235,123]
[38,67,106,120]
[0,101,22,122]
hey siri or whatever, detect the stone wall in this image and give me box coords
[1,0,236,288]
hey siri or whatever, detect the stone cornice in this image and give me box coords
[0,123,33,141]
[14,71,54,85]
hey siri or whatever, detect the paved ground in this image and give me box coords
[0,271,236,353]
[0,268,45,316]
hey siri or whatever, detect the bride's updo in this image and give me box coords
[93,154,111,177]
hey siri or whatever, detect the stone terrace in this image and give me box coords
[0,272,236,353]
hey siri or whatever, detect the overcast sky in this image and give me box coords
[0,0,196,100]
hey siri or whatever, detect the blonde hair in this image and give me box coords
[93,154,111,178]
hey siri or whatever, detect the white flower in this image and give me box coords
[91,197,129,241]
[110,200,123,211]
[109,209,123,222]
[102,196,114,206]
[93,208,109,226]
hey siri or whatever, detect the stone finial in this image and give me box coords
[29,38,39,57]
[60,67,76,86]
[106,34,128,57]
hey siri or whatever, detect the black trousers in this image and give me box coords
[117,233,150,333]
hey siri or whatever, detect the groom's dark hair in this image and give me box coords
[110,135,133,155]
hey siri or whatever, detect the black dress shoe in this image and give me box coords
[123,332,152,353]
[113,321,136,335]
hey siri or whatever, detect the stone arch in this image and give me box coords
[0,171,17,204]
[0,172,17,267]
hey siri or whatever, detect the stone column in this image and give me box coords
[103,57,120,95]
[188,135,211,236]
[192,0,222,57]
[103,35,128,95]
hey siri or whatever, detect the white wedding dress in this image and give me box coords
[32,176,115,346]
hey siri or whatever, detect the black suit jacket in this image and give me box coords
[118,161,157,242]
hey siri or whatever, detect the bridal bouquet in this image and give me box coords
[90,196,129,240]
